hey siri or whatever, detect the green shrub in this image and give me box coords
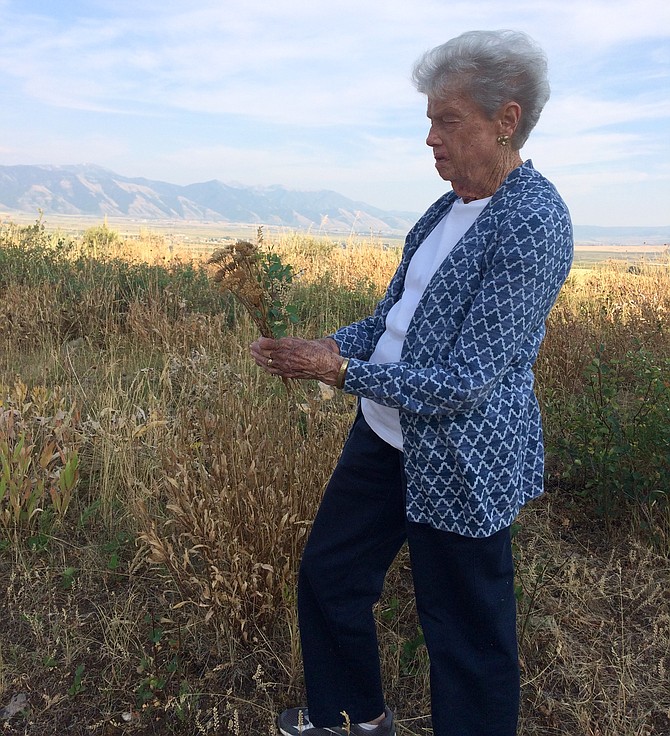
[549,348,670,540]
[0,219,75,288]
[82,223,119,255]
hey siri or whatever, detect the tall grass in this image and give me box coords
[0,220,669,735]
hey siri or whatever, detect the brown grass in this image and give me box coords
[0,227,669,735]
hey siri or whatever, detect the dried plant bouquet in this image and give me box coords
[207,239,298,339]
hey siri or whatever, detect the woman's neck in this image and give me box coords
[458,153,523,203]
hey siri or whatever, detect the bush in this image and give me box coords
[82,223,120,255]
[548,348,670,541]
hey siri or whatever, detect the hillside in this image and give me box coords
[0,164,418,234]
[2,164,669,244]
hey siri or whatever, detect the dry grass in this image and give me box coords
[514,501,670,735]
[273,231,401,292]
[536,261,670,393]
[0,224,669,735]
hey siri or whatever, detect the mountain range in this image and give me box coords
[0,164,418,234]
[1,164,669,244]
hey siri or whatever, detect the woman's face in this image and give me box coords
[426,85,505,198]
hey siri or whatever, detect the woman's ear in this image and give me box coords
[499,101,522,137]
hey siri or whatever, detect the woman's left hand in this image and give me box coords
[250,336,345,385]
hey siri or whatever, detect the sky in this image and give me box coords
[0,0,669,228]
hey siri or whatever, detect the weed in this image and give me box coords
[61,565,78,590]
[0,382,82,539]
[101,529,133,571]
[68,663,86,696]
[133,610,187,713]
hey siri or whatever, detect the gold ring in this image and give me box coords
[267,357,273,366]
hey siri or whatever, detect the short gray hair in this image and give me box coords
[412,30,550,148]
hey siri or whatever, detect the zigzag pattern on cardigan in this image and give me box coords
[332,161,574,537]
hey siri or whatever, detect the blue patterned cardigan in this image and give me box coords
[332,161,573,537]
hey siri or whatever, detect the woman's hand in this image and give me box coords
[250,336,344,385]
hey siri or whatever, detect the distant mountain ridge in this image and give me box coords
[0,164,419,234]
[1,164,668,243]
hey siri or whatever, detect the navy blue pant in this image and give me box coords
[298,412,519,735]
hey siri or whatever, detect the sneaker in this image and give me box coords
[277,707,395,736]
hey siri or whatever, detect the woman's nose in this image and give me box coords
[426,125,441,147]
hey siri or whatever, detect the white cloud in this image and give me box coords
[540,96,670,137]
[0,131,130,168]
[526,133,655,174]
[558,0,670,48]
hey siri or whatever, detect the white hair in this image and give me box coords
[412,30,550,148]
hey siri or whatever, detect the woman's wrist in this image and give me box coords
[317,336,340,354]
[335,357,350,389]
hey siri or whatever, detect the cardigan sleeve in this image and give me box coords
[330,313,384,361]
[341,201,573,415]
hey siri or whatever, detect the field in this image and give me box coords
[1,218,669,736]
[5,211,669,266]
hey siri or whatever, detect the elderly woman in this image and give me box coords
[251,29,573,736]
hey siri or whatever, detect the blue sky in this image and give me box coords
[1,0,669,227]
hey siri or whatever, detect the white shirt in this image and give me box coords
[361,196,491,450]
